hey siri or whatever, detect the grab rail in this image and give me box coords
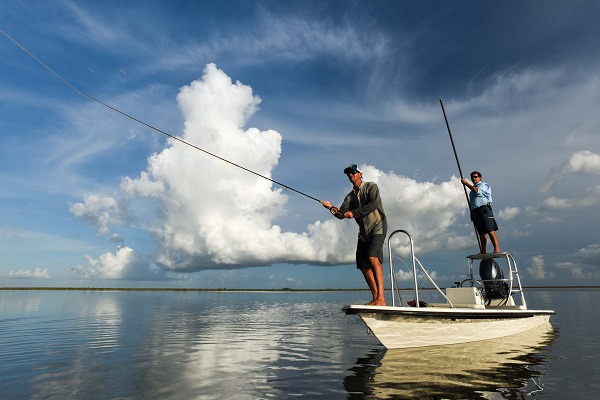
[387,229,452,307]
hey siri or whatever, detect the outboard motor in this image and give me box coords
[479,258,509,304]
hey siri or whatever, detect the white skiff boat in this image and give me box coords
[343,229,555,349]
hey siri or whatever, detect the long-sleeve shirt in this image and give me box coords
[334,181,387,241]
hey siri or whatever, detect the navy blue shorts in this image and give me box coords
[471,205,498,234]
[356,234,385,270]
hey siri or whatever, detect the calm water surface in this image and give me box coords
[0,289,598,399]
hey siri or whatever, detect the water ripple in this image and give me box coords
[0,290,572,399]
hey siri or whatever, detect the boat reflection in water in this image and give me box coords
[345,322,555,399]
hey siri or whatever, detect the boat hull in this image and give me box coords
[344,305,554,349]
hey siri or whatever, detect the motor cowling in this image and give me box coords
[479,258,509,301]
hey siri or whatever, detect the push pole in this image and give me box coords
[439,98,482,251]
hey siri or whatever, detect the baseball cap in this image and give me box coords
[343,164,362,174]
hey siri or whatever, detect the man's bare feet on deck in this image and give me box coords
[366,299,386,306]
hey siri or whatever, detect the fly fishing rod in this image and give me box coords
[1,28,321,203]
[439,98,482,249]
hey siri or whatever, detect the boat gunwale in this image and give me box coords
[343,304,555,319]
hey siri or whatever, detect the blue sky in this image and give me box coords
[1,0,600,289]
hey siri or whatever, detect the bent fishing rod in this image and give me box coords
[439,98,482,249]
[1,28,321,203]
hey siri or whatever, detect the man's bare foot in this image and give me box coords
[367,299,386,306]
[493,249,501,253]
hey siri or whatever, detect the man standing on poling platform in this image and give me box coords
[461,171,501,254]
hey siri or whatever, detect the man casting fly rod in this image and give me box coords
[321,164,387,306]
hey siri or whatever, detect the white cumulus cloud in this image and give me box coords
[540,150,600,192]
[71,64,468,274]
[7,268,51,279]
[70,195,131,235]
[571,244,600,268]
[498,206,520,221]
[73,246,161,280]
[526,255,554,280]
[527,185,600,214]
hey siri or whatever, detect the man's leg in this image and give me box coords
[489,231,500,253]
[478,233,488,254]
[358,235,386,306]
[360,267,378,305]
[369,257,385,306]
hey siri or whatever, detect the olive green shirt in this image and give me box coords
[333,181,387,241]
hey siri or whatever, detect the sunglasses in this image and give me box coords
[471,175,480,179]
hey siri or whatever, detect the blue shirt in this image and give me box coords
[469,181,492,209]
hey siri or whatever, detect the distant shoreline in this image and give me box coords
[0,287,366,292]
[1,286,599,292]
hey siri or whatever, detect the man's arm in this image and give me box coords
[460,178,477,192]
[320,197,350,220]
